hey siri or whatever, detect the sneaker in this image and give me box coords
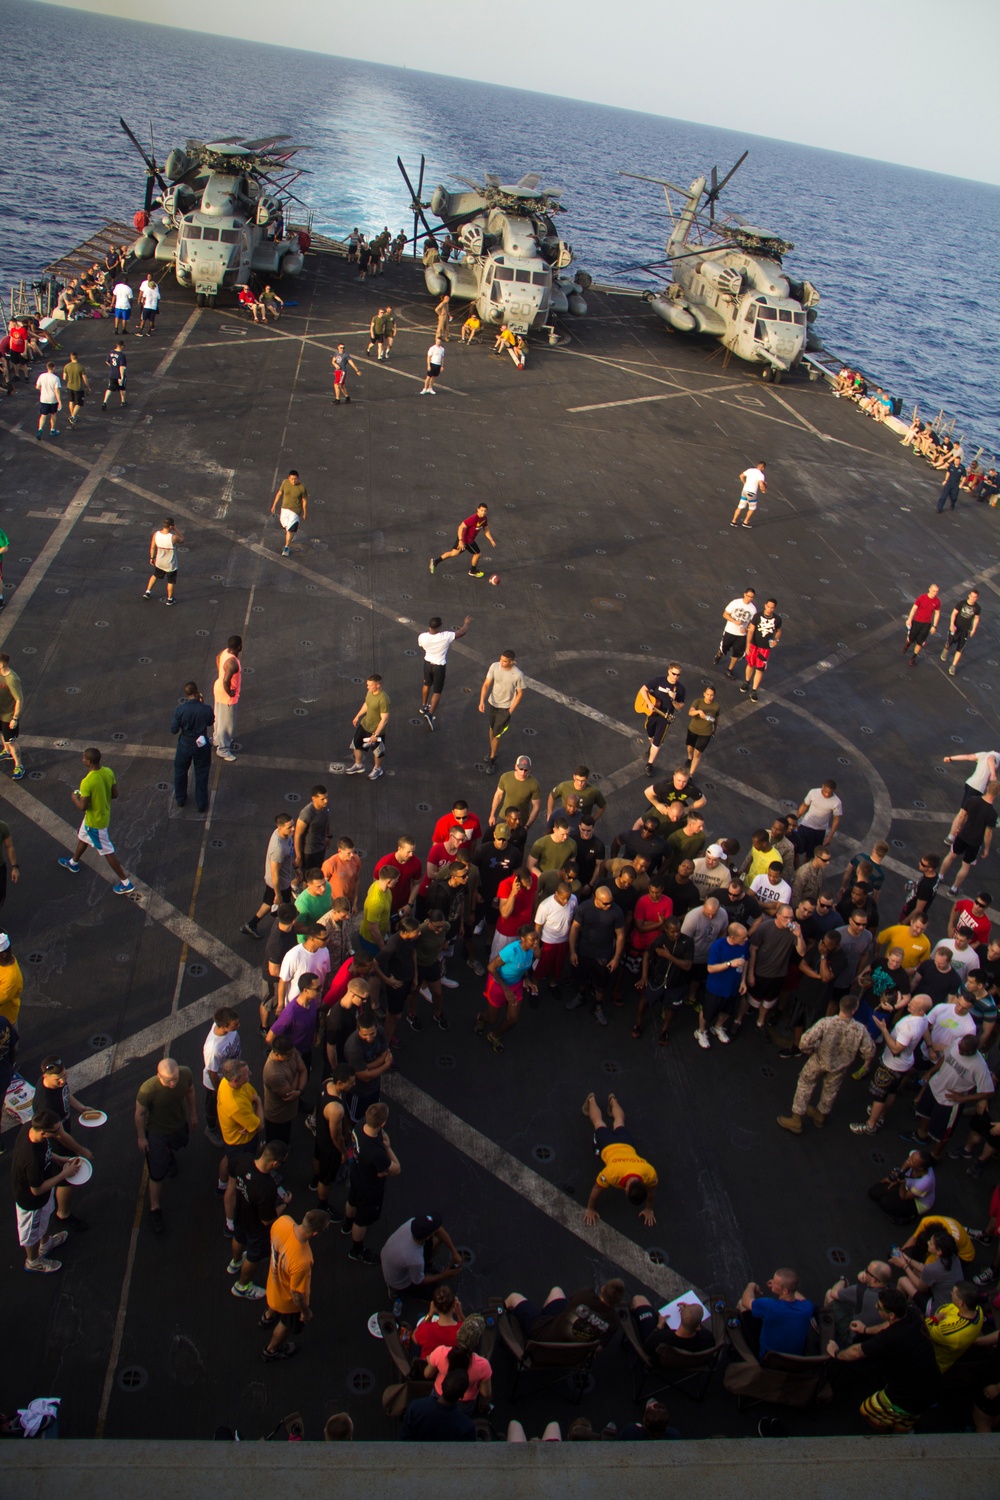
[948,885,959,896]
[54,1214,88,1233]
[749,690,758,702]
[281,547,290,557]
[899,1130,926,1145]
[261,1341,298,1361]
[644,763,655,776]
[429,558,437,573]
[149,1209,165,1234]
[112,880,135,895]
[564,995,583,1011]
[947,1145,973,1161]
[368,765,384,780]
[473,919,485,936]
[142,590,152,599]
[345,763,366,775]
[483,759,496,776]
[712,652,722,665]
[217,750,237,762]
[58,857,82,873]
[486,1032,505,1054]
[232,1281,266,1300]
[738,683,749,694]
[226,1257,243,1276]
[940,649,949,661]
[42,1231,69,1252]
[973,1266,997,1287]
[25,1257,61,1273]
[406,1013,424,1031]
[777,1047,801,1060]
[434,1014,450,1030]
[165,597,175,607]
[424,714,435,731]
[593,1005,609,1027]
[968,1228,994,1246]
[710,1025,730,1044]
[419,985,433,1003]
[241,923,263,939]
[948,666,956,677]
[12,767,25,780]
[468,569,485,578]
[467,960,485,976]
[348,1246,379,1265]
[695,1029,710,1049]
[339,1220,354,1236]
[967,1159,984,1179]
[943,835,954,846]
[440,975,459,989]
[849,1122,876,1135]
[0,748,10,759]
[418,705,430,717]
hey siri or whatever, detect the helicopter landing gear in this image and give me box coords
[196,292,216,308]
[196,293,205,307]
[761,365,782,384]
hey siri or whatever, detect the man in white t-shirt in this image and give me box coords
[750,864,792,911]
[421,341,445,394]
[276,929,331,1010]
[795,781,843,859]
[909,1035,994,1150]
[417,614,472,728]
[933,935,980,990]
[35,362,63,438]
[137,275,160,336]
[714,589,757,679]
[112,279,133,334]
[534,881,578,989]
[850,993,932,1135]
[730,461,767,530]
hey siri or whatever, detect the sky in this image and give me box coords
[36,0,1000,186]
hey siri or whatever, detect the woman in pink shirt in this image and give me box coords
[424,1315,492,1408]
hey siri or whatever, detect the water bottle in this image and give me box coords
[393,1297,403,1321]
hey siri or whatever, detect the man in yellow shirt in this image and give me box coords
[0,932,23,1025]
[877,915,931,973]
[925,1282,984,1372]
[218,1058,264,1236]
[460,313,481,344]
[582,1091,658,1227]
[741,829,780,886]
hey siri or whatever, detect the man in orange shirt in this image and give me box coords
[262,1209,329,1361]
[322,837,362,913]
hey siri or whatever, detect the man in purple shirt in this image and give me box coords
[265,973,320,1072]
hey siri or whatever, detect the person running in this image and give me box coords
[270,469,308,557]
[417,615,472,729]
[347,673,390,780]
[111,277,133,334]
[730,460,766,529]
[331,344,361,404]
[170,680,214,815]
[35,361,62,438]
[903,584,941,664]
[478,652,526,772]
[137,274,160,335]
[940,779,998,894]
[940,589,981,677]
[102,342,127,409]
[0,654,26,782]
[57,747,135,894]
[61,351,89,428]
[213,636,242,762]
[741,598,782,702]
[713,589,757,677]
[421,339,445,394]
[143,517,183,604]
[430,503,495,578]
[381,305,397,359]
[636,662,685,777]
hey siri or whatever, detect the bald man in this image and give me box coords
[135,1057,197,1234]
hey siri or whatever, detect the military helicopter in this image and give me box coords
[397,157,592,338]
[620,154,821,380]
[121,119,309,305]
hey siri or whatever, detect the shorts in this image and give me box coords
[427,363,442,378]
[686,730,712,752]
[512,1295,567,1338]
[39,402,57,415]
[423,662,446,693]
[952,836,981,864]
[262,883,293,907]
[264,1117,292,1145]
[0,719,19,741]
[484,974,522,1009]
[869,1063,909,1102]
[745,643,771,672]
[146,1124,190,1182]
[948,631,969,651]
[231,1221,269,1263]
[266,1307,303,1334]
[914,1093,959,1143]
[750,974,786,1003]
[334,370,346,386]
[279,509,301,532]
[352,723,385,755]
[702,988,735,1025]
[488,705,511,737]
[115,306,131,320]
[384,982,411,1016]
[151,566,177,582]
[594,1123,635,1152]
[535,940,567,982]
[16,1196,56,1249]
[141,306,158,321]
[907,621,931,646]
[204,1088,219,1131]
[346,1192,385,1228]
[575,953,612,999]
[355,934,380,958]
[719,632,747,660]
[456,538,480,555]
[736,493,758,511]
[78,819,115,855]
[417,960,443,984]
[645,712,672,747]
[67,387,85,404]
[647,982,688,1010]
[623,948,645,976]
[785,989,829,1031]
[314,1145,342,1185]
[106,377,125,391]
[796,825,826,858]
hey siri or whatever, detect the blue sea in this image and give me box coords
[2,0,997,452]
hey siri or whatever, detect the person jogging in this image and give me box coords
[417,615,472,729]
[57,748,136,895]
[270,470,308,558]
[730,461,766,529]
[429,504,495,579]
[331,345,361,404]
[143,518,183,605]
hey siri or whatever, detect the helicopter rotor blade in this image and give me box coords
[397,155,437,244]
[619,170,691,195]
[415,154,426,248]
[120,116,168,193]
[709,165,718,222]
[713,150,749,199]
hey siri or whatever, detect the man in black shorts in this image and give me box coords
[713,589,757,677]
[430,503,496,577]
[566,886,626,1027]
[226,1139,290,1300]
[633,916,693,1043]
[378,916,420,1045]
[636,662,685,777]
[940,778,999,895]
[311,1064,355,1213]
[341,1101,400,1265]
[417,614,472,729]
[102,342,127,409]
[134,1058,197,1235]
[940,589,981,677]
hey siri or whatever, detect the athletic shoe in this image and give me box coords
[729,521,738,528]
[241,923,263,939]
[0,748,10,759]
[968,1228,994,1245]
[973,1266,997,1287]
[428,558,436,573]
[226,1257,243,1276]
[54,1214,88,1233]
[948,666,956,676]
[348,1246,379,1265]
[473,919,485,935]
[849,1122,876,1135]
[710,1025,730,1044]
[368,765,384,780]
[232,1281,266,1300]
[58,857,81,873]
[749,690,758,702]
[695,1029,710,1049]
[468,569,485,578]
[483,759,496,776]
[345,763,366,775]
[142,590,152,599]
[948,885,959,896]
[12,767,25,780]
[947,1145,973,1160]
[644,763,655,775]
[406,1013,423,1031]
[261,1341,298,1361]
[777,1048,801,1060]
[564,995,583,1011]
[424,714,435,731]
[467,960,485,976]
[712,652,722,665]
[43,1231,69,1252]
[113,880,135,895]
[434,1014,450,1030]
[418,705,430,717]
[738,683,749,694]
[593,1005,609,1026]
[943,835,954,846]
[165,597,175,606]
[440,975,458,988]
[25,1257,61,1273]
[281,547,290,557]
[486,1032,504,1054]
[419,985,433,1002]
[51,429,61,436]
[940,649,949,661]
[150,1209,165,1234]
[216,750,237,762]
[967,1159,984,1178]
[898,1130,925,1145]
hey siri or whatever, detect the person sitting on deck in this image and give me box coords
[900,415,925,448]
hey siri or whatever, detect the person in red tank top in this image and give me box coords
[213,635,242,761]
[428,504,496,579]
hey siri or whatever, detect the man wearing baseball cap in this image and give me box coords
[692,844,731,898]
[489,756,541,833]
[380,1212,463,1297]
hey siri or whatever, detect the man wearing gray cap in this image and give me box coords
[380,1212,463,1299]
[489,756,541,832]
[478,650,526,773]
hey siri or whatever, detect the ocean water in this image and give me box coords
[2,0,997,452]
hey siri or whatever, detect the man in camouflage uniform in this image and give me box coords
[778,994,875,1133]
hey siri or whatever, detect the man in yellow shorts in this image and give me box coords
[581,1091,658,1227]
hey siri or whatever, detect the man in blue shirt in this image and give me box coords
[695,923,748,1049]
[737,1268,815,1357]
[476,925,539,1054]
[170,681,214,815]
[400,1369,475,1441]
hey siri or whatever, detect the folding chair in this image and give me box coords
[722,1309,833,1412]
[495,1303,600,1404]
[619,1302,727,1403]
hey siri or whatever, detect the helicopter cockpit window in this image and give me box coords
[744,304,755,321]
[220,230,240,245]
[515,269,531,283]
[532,272,549,286]
[778,308,793,322]
[757,306,777,320]
[201,227,220,242]
[793,311,806,325]
[182,225,202,240]
[494,267,515,281]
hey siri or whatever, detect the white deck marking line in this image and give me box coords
[152,307,201,377]
[765,386,829,440]
[889,808,953,823]
[383,1074,697,1302]
[14,734,347,775]
[2,781,256,986]
[568,389,745,414]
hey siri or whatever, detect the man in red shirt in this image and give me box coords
[374,837,422,919]
[432,800,483,852]
[429,503,496,579]
[617,875,673,1003]
[489,868,537,961]
[948,892,992,947]
[903,584,941,665]
[417,827,470,900]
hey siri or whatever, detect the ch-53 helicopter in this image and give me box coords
[397,157,592,338]
[121,119,309,306]
[621,153,821,381]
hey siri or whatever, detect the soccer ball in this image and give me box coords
[489,573,501,587]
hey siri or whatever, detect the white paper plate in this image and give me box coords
[367,1312,384,1339]
[76,1109,107,1129]
[66,1157,93,1185]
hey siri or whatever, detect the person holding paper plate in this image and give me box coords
[34,1056,94,1233]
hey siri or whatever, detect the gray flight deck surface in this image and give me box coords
[0,246,996,1445]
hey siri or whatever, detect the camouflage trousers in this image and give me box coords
[793,1058,849,1117]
